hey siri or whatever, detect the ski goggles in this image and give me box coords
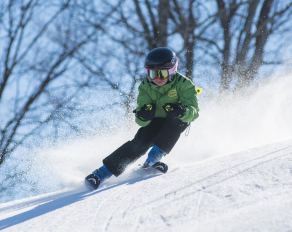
[144,60,178,80]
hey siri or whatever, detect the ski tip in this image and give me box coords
[85,174,100,191]
[152,162,168,173]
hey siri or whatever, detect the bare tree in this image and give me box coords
[168,0,213,79]
[0,0,119,166]
[127,0,170,50]
[202,0,292,92]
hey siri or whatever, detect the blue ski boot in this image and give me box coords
[143,145,166,168]
[85,165,113,190]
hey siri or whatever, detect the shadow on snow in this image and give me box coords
[0,174,160,230]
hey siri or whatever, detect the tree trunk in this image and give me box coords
[157,0,170,47]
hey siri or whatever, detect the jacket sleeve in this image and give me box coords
[178,80,199,123]
[135,82,153,127]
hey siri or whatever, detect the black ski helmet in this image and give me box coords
[144,47,177,69]
[144,47,178,81]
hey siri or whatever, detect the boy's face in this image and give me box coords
[152,77,168,86]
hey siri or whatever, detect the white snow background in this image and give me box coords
[0,73,292,231]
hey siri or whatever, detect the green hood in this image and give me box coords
[135,72,199,127]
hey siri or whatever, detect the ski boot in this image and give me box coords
[85,165,112,190]
[141,145,168,173]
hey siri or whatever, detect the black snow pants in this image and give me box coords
[103,117,189,177]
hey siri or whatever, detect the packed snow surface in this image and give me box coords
[0,140,292,232]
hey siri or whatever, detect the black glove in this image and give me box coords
[163,103,187,119]
[133,104,156,121]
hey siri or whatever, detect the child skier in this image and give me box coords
[85,47,199,190]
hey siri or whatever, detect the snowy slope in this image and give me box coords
[1,139,292,232]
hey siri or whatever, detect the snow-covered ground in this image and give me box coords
[0,140,292,231]
[0,74,292,231]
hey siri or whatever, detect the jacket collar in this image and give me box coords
[150,80,173,94]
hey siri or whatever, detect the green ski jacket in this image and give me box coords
[135,72,199,127]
